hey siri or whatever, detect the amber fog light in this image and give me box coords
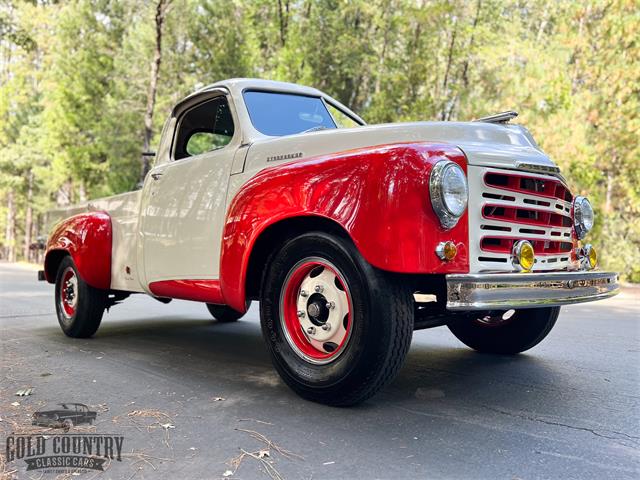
[436,241,457,261]
[583,244,597,270]
[512,240,535,272]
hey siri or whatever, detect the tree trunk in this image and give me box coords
[441,19,457,121]
[24,171,34,262]
[446,0,482,120]
[56,181,72,206]
[5,190,16,263]
[78,182,88,203]
[140,0,171,184]
[605,169,613,214]
[277,0,290,47]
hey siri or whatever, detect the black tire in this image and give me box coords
[447,307,560,354]
[206,304,244,322]
[54,256,107,338]
[260,231,414,406]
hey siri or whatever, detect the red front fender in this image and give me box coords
[220,142,469,312]
[44,212,112,290]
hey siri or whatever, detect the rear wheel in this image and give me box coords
[55,256,107,338]
[205,304,244,323]
[260,232,414,406]
[447,307,560,354]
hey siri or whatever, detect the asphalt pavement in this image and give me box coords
[1,262,639,479]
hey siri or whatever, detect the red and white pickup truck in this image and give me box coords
[41,78,619,405]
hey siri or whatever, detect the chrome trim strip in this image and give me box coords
[446,271,619,311]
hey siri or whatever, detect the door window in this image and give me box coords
[174,96,234,160]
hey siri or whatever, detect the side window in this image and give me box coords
[174,97,234,160]
[326,103,360,128]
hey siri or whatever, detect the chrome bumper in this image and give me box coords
[446,271,619,311]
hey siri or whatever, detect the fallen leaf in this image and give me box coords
[212,397,225,402]
[258,450,270,459]
[222,470,233,477]
[160,423,175,430]
[11,402,20,407]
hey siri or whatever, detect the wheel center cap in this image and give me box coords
[307,303,321,318]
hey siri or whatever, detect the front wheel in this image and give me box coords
[55,256,107,338]
[260,232,414,406]
[447,307,560,354]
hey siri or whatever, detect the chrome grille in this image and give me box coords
[468,166,575,273]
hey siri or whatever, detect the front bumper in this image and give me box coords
[446,271,619,311]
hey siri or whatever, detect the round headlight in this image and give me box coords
[573,196,594,239]
[430,160,468,229]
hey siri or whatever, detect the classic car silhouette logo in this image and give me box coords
[6,403,124,473]
[32,403,97,429]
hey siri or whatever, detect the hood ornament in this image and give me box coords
[474,111,518,124]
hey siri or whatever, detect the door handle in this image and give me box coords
[150,172,163,181]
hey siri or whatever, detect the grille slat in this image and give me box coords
[469,167,576,272]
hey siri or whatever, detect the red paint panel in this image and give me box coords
[44,212,112,289]
[220,142,470,312]
[148,279,224,303]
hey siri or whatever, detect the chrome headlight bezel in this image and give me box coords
[573,196,594,239]
[429,160,469,229]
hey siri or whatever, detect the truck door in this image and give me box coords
[138,93,239,288]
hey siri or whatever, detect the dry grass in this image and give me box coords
[112,409,175,449]
[223,428,304,480]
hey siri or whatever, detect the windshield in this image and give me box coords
[243,91,340,136]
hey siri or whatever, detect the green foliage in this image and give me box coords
[0,0,638,280]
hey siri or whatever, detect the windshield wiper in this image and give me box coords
[301,126,331,134]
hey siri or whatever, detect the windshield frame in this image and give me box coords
[241,88,364,137]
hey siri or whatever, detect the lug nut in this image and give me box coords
[321,323,331,331]
[306,326,316,335]
[300,290,308,297]
[314,285,324,293]
[326,301,335,310]
[297,310,305,318]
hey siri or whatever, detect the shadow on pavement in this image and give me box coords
[30,315,559,411]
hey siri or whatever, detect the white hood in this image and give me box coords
[244,121,558,173]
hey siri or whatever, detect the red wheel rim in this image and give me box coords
[280,258,353,364]
[59,267,78,319]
